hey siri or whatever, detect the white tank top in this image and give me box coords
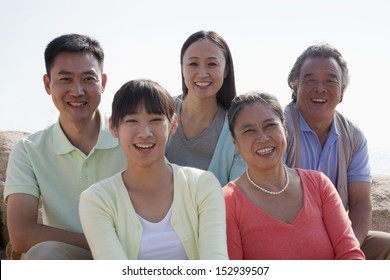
[137,207,188,260]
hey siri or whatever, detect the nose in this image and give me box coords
[197,66,209,78]
[69,81,85,96]
[314,81,327,93]
[256,129,269,143]
[137,123,153,138]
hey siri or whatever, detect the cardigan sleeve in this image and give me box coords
[195,171,229,260]
[79,184,128,260]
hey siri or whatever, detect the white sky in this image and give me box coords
[1,0,389,149]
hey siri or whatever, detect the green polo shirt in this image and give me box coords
[4,111,127,233]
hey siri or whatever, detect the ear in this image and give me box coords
[43,74,51,95]
[339,85,346,102]
[224,66,229,79]
[169,113,179,136]
[109,117,119,138]
[101,73,107,93]
[231,134,239,149]
[292,84,298,99]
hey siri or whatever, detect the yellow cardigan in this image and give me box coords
[79,164,228,260]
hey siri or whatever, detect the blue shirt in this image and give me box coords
[289,114,371,186]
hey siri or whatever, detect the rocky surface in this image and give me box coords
[0,131,30,259]
[371,174,390,233]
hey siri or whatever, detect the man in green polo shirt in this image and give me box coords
[4,34,127,259]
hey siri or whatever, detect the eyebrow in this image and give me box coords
[57,70,98,75]
[237,118,277,131]
[237,123,253,132]
[186,56,220,60]
[302,72,339,79]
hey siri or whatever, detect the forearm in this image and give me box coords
[9,222,89,253]
[348,203,372,246]
[347,181,372,246]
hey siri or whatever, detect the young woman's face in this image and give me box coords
[182,39,227,100]
[110,103,177,167]
[232,102,287,171]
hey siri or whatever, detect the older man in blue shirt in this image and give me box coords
[284,43,390,260]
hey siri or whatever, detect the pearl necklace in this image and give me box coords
[246,165,289,195]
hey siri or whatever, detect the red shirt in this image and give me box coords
[223,168,364,260]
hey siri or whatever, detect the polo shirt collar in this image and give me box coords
[53,110,119,155]
[299,112,339,136]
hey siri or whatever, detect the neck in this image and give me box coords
[297,106,333,148]
[181,95,219,121]
[302,115,332,148]
[248,164,287,191]
[122,163,172,192]
[59,113,100,155]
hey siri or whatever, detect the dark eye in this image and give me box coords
[85,76,97,82]
[325,80,338,86]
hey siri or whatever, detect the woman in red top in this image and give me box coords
[223,91,364,260]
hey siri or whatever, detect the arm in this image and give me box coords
[348,181,372,245]
[319,174,365,259]
[346,132,372,245]
[223,185,243,260]
[197,173,228,260]
[79,189,128,260]
[7,194,88,253]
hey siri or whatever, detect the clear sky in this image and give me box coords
[1,0,389,149]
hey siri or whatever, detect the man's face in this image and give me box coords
[293,57,345,122]
[43,51,107,126]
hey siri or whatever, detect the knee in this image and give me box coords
[24,241,92,260]
[24,241,64,260]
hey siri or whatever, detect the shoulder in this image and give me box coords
[11,125,55,153]
[82,172,123,199]
[172,164,219,184]
[334,111,366,138]
[296,168,331,185]
[173,94,184,103]
[171,164,222,198]
[222,181,238,196]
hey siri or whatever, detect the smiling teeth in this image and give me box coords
[256,147,274,155]
[135,144,154,149]
[69,102,86,106]
[312,99,326,103]
[196,82,211,86]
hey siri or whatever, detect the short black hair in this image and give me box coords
[44,33,104,77]
[111,79,175,128]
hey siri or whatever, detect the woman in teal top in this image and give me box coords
[165,30,246,186]
[79,79,227,260]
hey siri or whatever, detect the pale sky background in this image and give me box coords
[1,0,389,153]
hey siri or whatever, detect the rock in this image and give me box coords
[0,131,30,259]
[371,174,390,232]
